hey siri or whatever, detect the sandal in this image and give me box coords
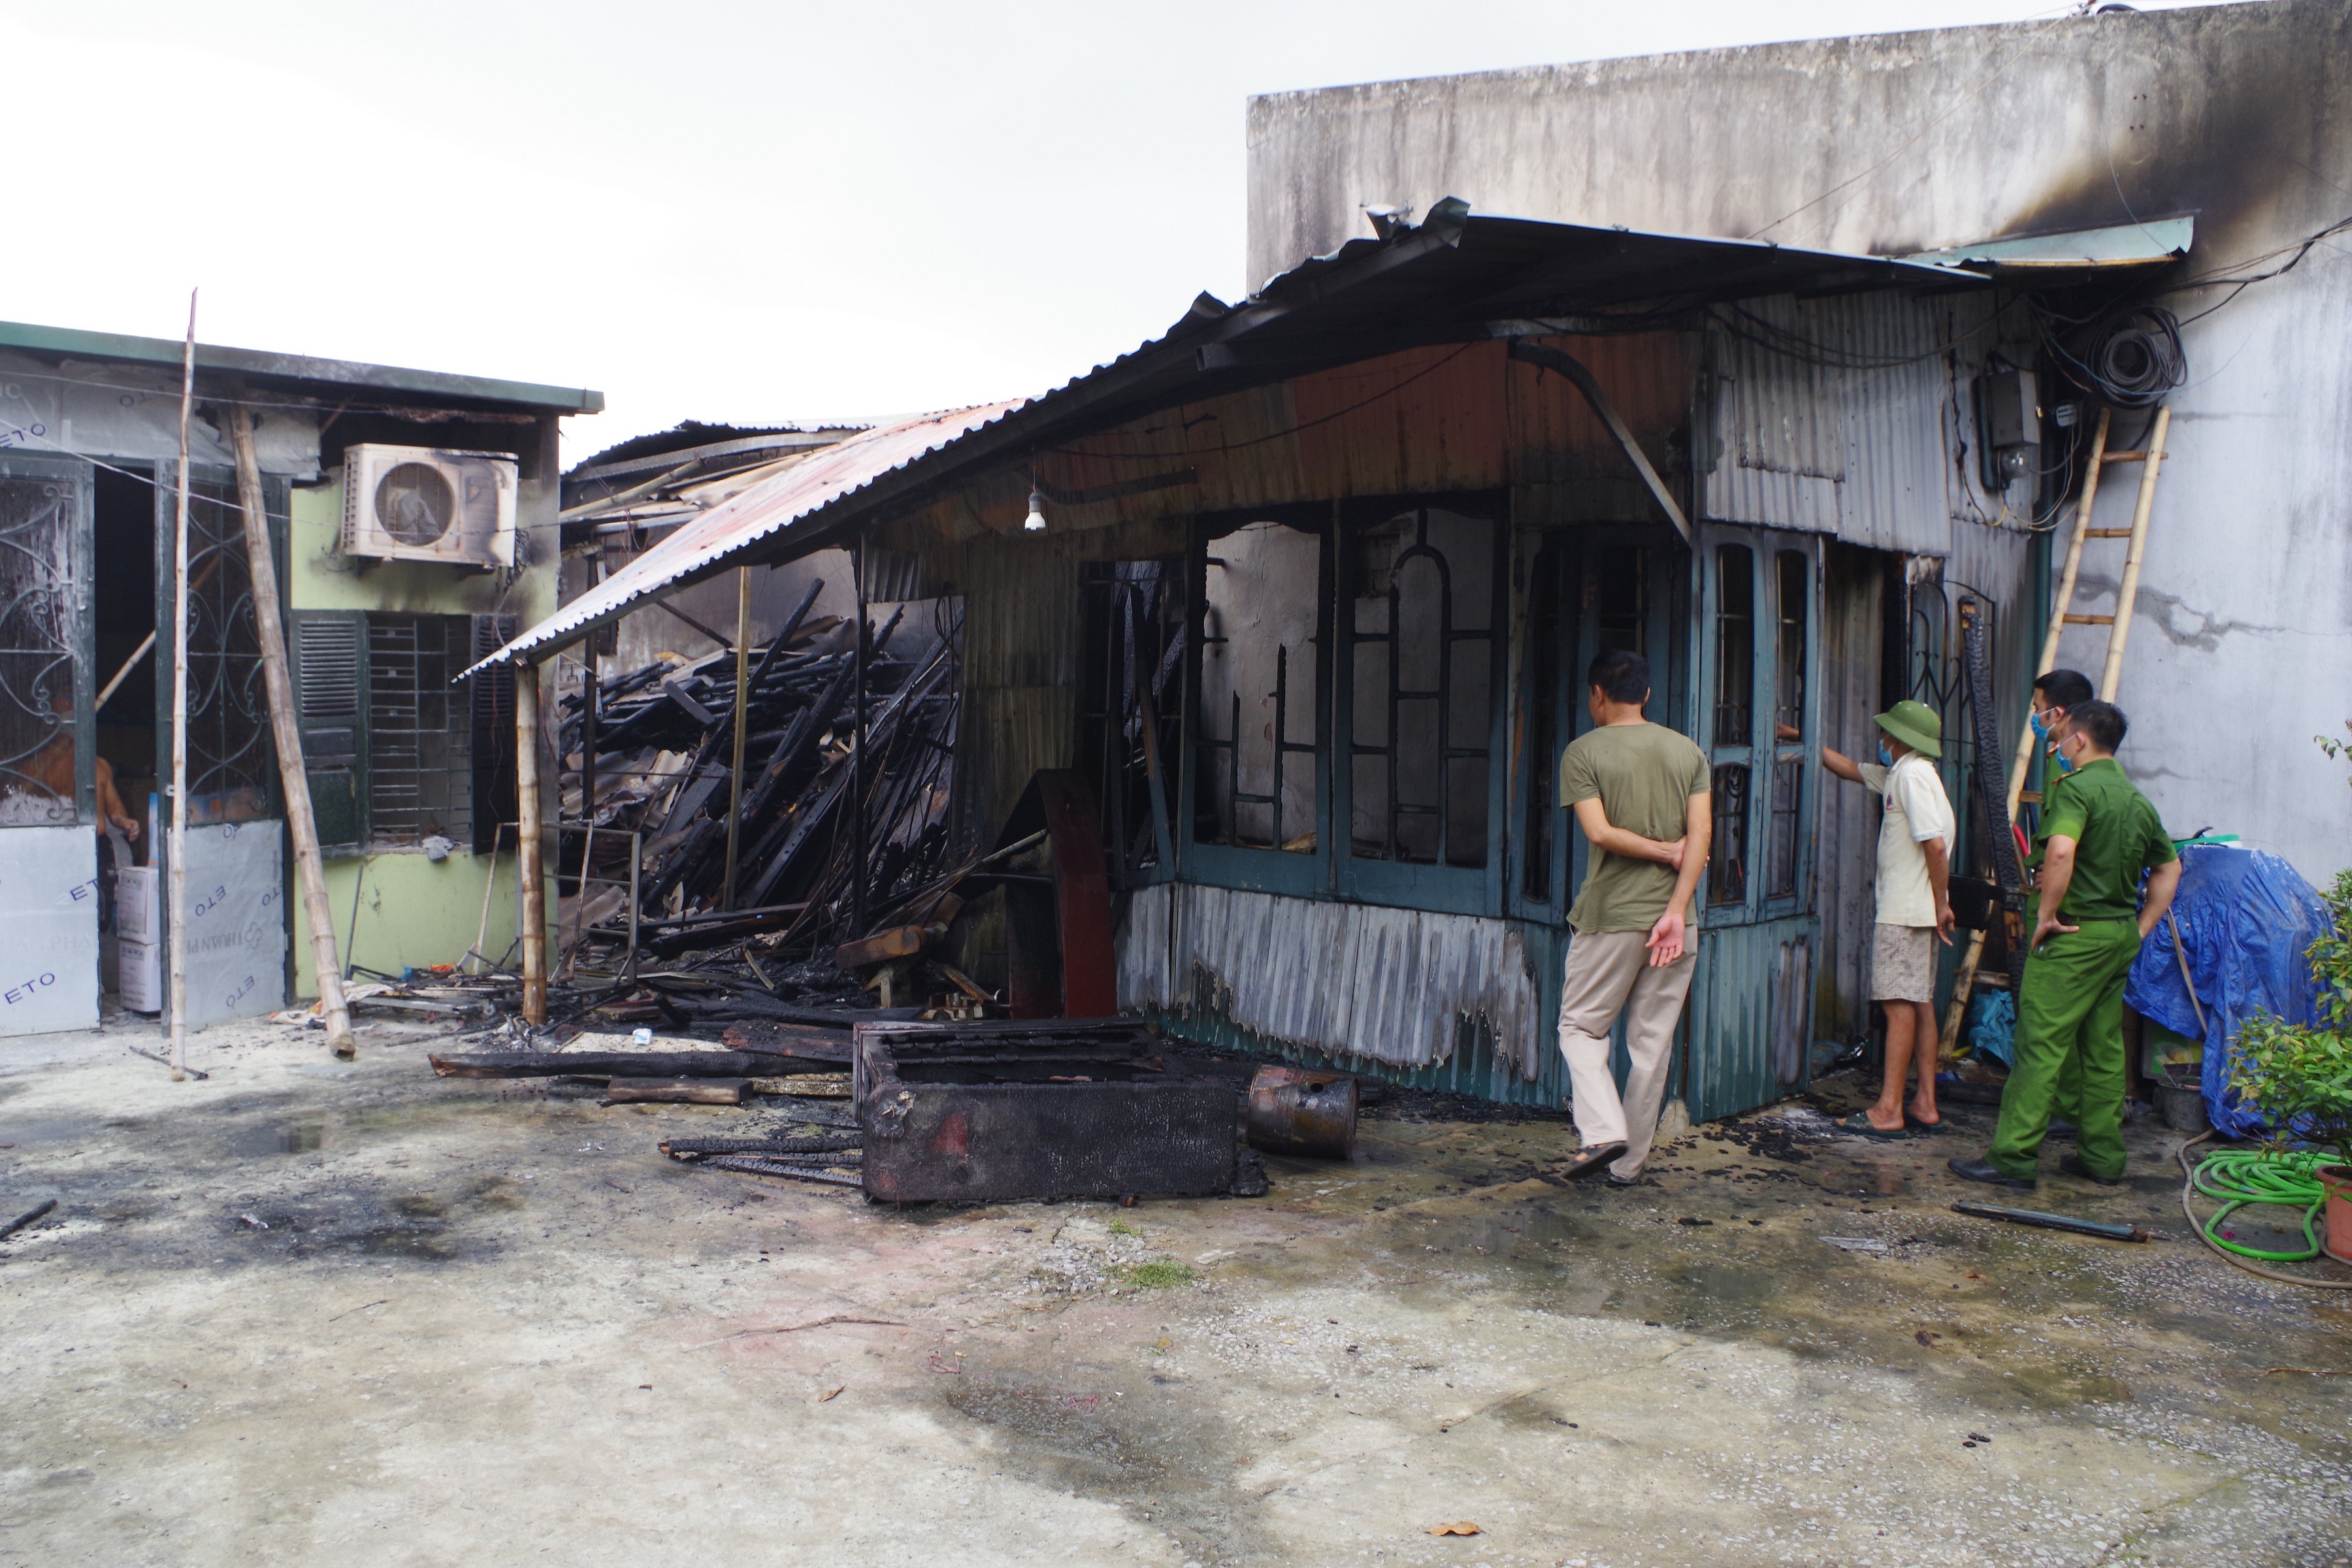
[1834,1112,1910,1140]
[1558,1141,1627,1179]
[1905,1114,1943,1133]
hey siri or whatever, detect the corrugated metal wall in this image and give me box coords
[1120,882,1544,1079]
[1700,293,1994,554]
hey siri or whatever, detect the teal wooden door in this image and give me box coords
[1688,527,1821,1120]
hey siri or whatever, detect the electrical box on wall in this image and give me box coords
[340,445,517,568]
[1974,368,2041,494]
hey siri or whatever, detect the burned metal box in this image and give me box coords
[855,1018,1241,1202]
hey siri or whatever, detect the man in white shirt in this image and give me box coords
[1820,700,1956,1136]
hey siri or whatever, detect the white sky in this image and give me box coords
[0,0,2230,463]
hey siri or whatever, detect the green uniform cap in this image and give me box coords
[1874,698,1944,759]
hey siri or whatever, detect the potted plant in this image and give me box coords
[2229,869,2352,1262]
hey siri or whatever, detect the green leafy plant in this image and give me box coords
[2229,868,2352,1168]
[1115,1259,1196,1289]
[2319,719,2352,787]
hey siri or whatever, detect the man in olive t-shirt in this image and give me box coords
[1553,649,1712,1184]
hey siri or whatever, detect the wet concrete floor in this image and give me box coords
[3,1019,2348,1567]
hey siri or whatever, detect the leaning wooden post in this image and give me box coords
[227,404,355,1059]
[515,658,548,1024]
[721,564,751,910]
[167,291,196,1083]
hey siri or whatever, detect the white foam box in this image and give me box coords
[119,935,162,1014]
[116,866,159,943]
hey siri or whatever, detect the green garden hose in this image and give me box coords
[2190,1146,2331,1262]
[2174,1132,2352,1287]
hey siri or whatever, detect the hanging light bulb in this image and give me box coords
[1022,488,1047,532]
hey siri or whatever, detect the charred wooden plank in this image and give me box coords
[833,924,929,970]
[429,1050,819,1079]
[704,1156,863,1186]
[605,1077,748,1105]
[661,1133,862,1158]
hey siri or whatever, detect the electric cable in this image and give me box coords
[2175,1131,2352,1288]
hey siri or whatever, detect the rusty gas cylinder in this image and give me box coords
[1244,1066,1358,1159]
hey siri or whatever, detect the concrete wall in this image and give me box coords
[1248,0,2352,881]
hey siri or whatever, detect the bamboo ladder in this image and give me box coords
[1940,404,2171,1056]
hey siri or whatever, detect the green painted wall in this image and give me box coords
[286,475,557,621]
[280,435,563,997]
[293,852,555,996]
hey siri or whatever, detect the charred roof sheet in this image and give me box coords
[470,199,1982,672]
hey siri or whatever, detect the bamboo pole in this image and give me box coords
[2004,406,2112,819]
[1944,408,2116,1062]
[167,291,195,1083]
[227,405,355,1059]
[515,659,547,1024]
[721,565,752,910]
[2099,405,2169,701]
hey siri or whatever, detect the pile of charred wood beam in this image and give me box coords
[559,580,967,980]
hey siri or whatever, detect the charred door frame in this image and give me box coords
[1688,522,1824,1117]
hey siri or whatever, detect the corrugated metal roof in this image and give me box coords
[480,402,1022,672]
[475,199,1987,673]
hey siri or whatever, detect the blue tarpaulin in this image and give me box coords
[2123,843,2334,1137]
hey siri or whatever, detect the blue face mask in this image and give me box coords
[2029,709,2051,742]
[2051,743,2076,776]
[1877,741,1894,768]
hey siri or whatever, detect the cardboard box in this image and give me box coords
[118,936,161,1014]
[116,866,159,943]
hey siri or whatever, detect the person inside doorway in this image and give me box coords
[1952,700,2180,1188]
[1553,649,1712,1185]
[17,689,142,842]
[1815,699,1955,1137]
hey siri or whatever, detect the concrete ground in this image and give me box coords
[3,1017,2349,1568]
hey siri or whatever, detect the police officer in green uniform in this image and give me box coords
[1950,700,2182,1188]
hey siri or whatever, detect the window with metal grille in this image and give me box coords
[1708,544,1756,907]
[365,613,471,849]
[1767,550,1808,898]
[1348,506,1494,870]
[1196,519,1321,853]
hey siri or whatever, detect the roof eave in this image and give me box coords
[0,318,603,415]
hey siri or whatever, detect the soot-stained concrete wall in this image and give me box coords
[1249,1,2352,879]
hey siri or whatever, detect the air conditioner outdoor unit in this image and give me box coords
[340,445,517,568]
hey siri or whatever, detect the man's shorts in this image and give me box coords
[1870,923,1938,1004]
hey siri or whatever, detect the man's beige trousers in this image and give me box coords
[1556,930,1697,1179]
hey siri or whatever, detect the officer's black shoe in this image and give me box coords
[2060,1154,2125,1186]
[1948,1156,2035,1189]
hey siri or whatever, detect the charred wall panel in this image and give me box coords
[1118,881,1543,1078]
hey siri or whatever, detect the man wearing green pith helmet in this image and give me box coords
[1814,698,1957,1138]
[1951,699,2182,1189]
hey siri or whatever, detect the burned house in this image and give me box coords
[0,318,595,1036]
[483,1,2346,1121]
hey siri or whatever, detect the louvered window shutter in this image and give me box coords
[469,615,518,856]
[289,611,369,847]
